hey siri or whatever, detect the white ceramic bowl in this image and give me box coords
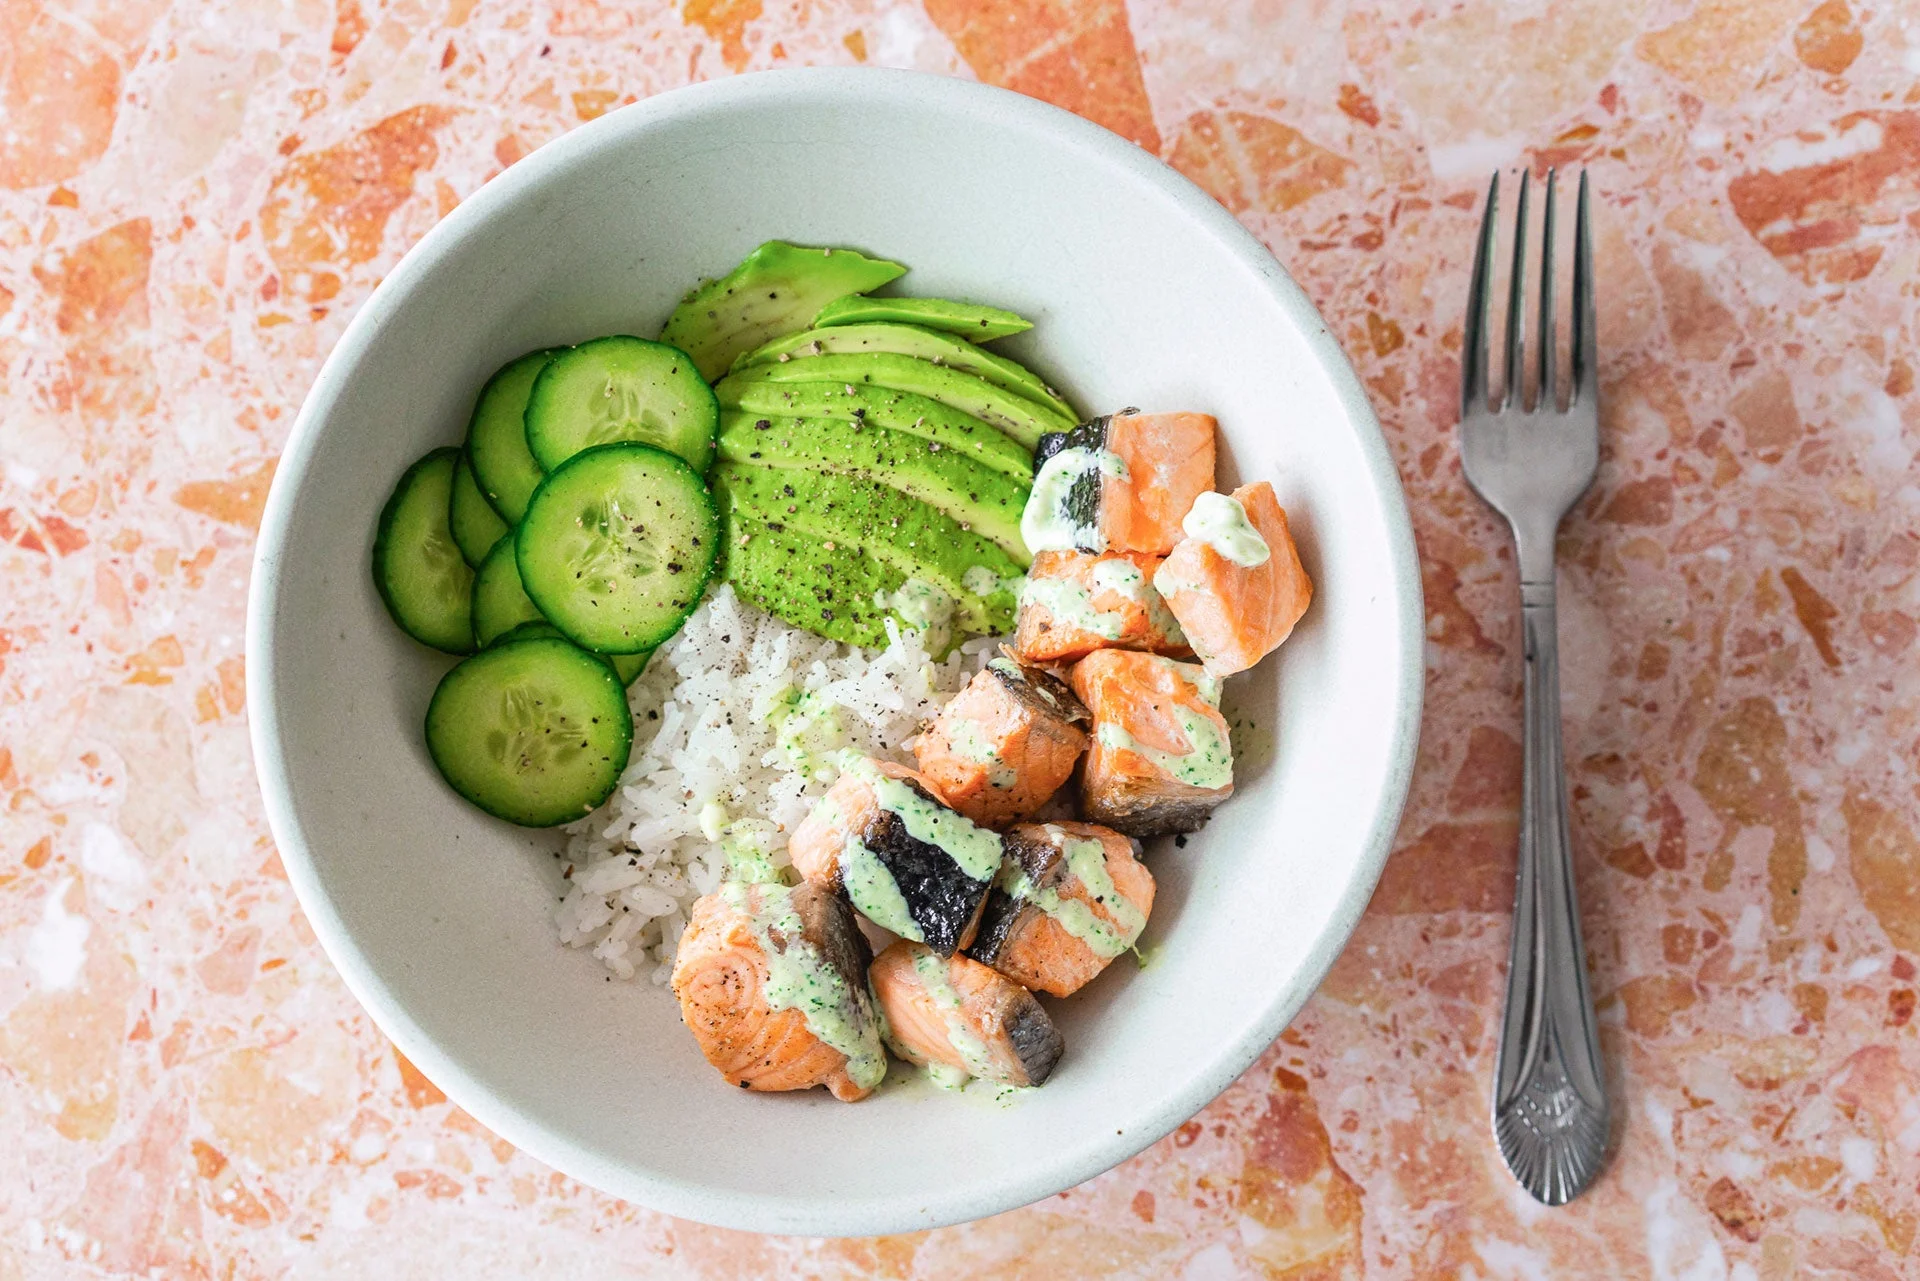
[249,67,1422,1236]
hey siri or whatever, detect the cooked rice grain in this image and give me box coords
[555,585,990,981]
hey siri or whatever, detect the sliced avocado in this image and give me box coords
[731,323,1074,421]
[713,463,1021,635]
[813,295,1033,342]
[720,353,1073,450]
[713,377,1032,483]
[717,411,1031,565]
[721,508,907,652]
[660,242,906,380]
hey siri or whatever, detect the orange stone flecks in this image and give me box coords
[1165,110,1353,217]
[684,0,764,73]
[923,0,1160,151]
[1727,111,1920,286]
[174,457,279,531]
[260,106,457,299]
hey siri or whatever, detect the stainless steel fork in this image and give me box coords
[1460,170,1608,1204]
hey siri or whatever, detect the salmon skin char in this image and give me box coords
[1032,408,1137,470]
[986,658,1088,728]
[968,822,1154,997]
[859,796,995,955]
[787,762,999,956]
[1069,650,1234,837]
[999,987,1066,1085]
[1030,409,1137,554]
[792,877,877,997]
[1032,409,1215,556]
[868,941,1066,1087]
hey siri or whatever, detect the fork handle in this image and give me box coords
[1491,579,1609,1204]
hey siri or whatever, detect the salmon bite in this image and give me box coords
[1070,649,1235,837]
[914,659,1089,827]
[1025,410,1217,555]
[969,822,1155,998]
[1154,482,1313,677]
[671,879,887,1101]
[788,758,999,956]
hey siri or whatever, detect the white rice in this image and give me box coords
[555,585,992,982]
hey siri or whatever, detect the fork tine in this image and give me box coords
[1537,170,1557,413]
[1503,170,1529,412]
[1571,170,1596,405]
[1462,173,1498,417]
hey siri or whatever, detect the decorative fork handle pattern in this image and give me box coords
[1491,578,1609,1205]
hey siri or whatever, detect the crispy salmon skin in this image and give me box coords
[870,941,1065,1087]
[970,822,1154,997]
[1155,482,1312,676]
[1027,411,1217,556]
[1069,649,1234,837]
[670,880,886,1101]
[1011,550,1190,665]
[914,659,1089,827]
[788,757,1000,954]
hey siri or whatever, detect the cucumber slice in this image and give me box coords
[721,508,906,652]
[713,463,1020,635]
[517,443,718,654]
[449,453,510,566]
[373,448,476,654]
[467,350,556,524]
[425,636,633,827]
[661,241,906,380]
[813,295,1032,342]
[720,353,1073,449]
[714,377,1032,483]
[489,620,567,646]
[524,336,719,475]
[716,412,1031,565]
[488,621,653,686]
[733,323,1073,421]
[606,656,652,687]
[471,534,544,647]
[609,649,651,686]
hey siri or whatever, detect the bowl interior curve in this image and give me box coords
[249,68,1422,1236]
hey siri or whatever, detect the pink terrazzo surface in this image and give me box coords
[4,0,1919,1276]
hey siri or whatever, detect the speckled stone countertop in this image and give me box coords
[3,1,1917,1276]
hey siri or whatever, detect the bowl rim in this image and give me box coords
[247,64,1425,1236]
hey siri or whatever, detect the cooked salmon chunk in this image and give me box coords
[870,941,1065,1087]
[1011,550,1191,665]
[1154,483,1312,677]
[1024,411,1217,556]
[970,822,1154,997]
[671,880,886,1101]
[788,757,1001,954]
[1069,649,1234,837]
[915,659,1089,827]
[787,759,926,886]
